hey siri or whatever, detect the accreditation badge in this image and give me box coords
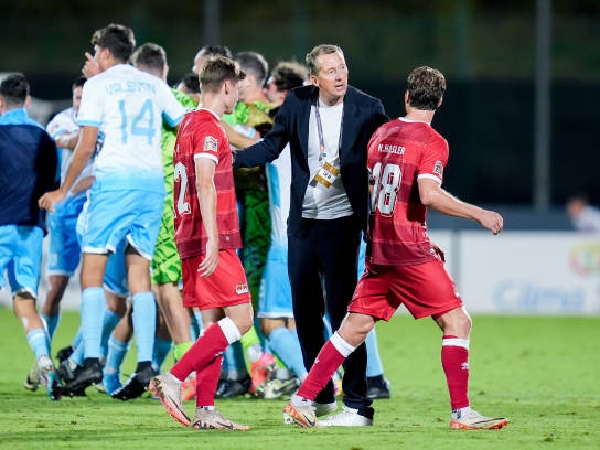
[312,161,340,188]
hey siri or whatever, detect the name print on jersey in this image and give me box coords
[377,143,405,154]
[106,81,157,95]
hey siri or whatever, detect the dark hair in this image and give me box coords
[200,55,246,93]
[179,72,200,94]
[406,66,446,110]
[72,76,87,90]
[199,44,232,59]
[0,73,29,107]
[306,44,344,77]
[271,62,307,91]
[91,23,136,63]
[234,51,268,85]
[132,42,167,75]
[567,193,589,205]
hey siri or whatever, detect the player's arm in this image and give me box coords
[54,129,80,150]
[232,93,295,168]
[71,176,95,195]
[418,178,503,235]
[195,156,219,277]
[220,120,258,149]
[39,126,98,211]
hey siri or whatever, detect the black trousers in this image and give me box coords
[288,215,373,417]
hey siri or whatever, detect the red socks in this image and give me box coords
[297,340,346,400]
[441,335,470,409]
[171,322,229,382]
[195,354,223,407]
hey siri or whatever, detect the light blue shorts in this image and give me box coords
[0,225,43,297]
[257,244,293,319]
[104,239,129,297]
[80,181,163,260]
[46,194,86,276]
[76,202,128,297]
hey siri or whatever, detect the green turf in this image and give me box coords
[0,308,599,449]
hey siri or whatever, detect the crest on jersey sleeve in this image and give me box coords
[433,160,443,177]
[203,136,218,152]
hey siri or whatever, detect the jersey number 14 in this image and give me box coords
[118,99,156,145]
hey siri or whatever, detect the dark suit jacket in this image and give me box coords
[233,84,388,236]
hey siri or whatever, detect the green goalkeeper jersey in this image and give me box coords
[161,88,198,198]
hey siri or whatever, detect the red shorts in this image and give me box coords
[349,259,462,321]
[181,248,251,310]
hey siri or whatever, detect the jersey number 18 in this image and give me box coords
[372,162,401,216]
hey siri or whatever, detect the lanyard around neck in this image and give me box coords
[314,99,344,162]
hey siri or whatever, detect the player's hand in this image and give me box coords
[198,240,218,277]
[39,189,66,213]
[82,52,100,78]
[478,210,504,235]
[431,243,445,262]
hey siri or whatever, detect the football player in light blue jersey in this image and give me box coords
[39,23,185,394]
[39,77,95,346]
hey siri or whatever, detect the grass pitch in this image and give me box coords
[1,308,599,449]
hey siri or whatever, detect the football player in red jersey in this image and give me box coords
[284,66,508,430]
[150,55,252,430]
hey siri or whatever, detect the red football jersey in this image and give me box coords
[366,117,449,266]
[173,108,242,259]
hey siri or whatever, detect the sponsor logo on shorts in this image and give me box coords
[235,282,249,294]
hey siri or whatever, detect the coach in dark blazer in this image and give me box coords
[234,44,388,425]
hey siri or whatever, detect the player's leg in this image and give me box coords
[152,204,193,361]
[3,225,61,400]
[65,252,110,392]
[153,305,173,374]
[319,218,372,422]
[41,198,84,344]
[155,283,188,359]
[286,263,397,428]
[239,189,273,392]
[356,234,391,399]
[434,306,508,430]
[111,188,163,399]
[259,318,304,398]
[399,259,508,430]
[256,244,303,398]
[71,184,128,392]
[40,275,69,339]
[111,247,156,399]
[152,250,252,428]
[215,342,250,398]
[284,311,375,428]
[101,290,127,363]
[103,300,132,395]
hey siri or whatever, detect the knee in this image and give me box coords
[357,322,375,345]
[451,311,472,338]
[233,309,254,336]
[460,310,472,336]
[339,313,374,347]
[260,318,286,337]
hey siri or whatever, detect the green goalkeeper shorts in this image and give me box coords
[151,202,182,285]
